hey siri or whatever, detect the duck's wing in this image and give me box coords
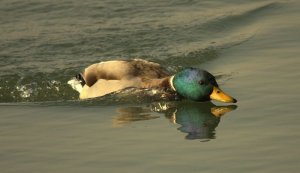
[127,59,170,78]
[82,59,170,87]
[80,79,140,99]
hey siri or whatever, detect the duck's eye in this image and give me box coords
[198,80,205,85]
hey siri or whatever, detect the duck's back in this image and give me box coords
[83,59,169,86]
[80,59,171,99]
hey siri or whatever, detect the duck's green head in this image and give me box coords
[171,68,237,103]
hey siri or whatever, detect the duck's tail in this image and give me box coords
[67,73,86,93]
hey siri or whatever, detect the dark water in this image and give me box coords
[1,0,300,172]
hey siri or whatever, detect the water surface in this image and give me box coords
[1,0,300,172]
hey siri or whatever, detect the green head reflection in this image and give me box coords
[152,101,237,140]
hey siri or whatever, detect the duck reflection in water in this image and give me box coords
[153,101,236,140]
[113,101,237,140]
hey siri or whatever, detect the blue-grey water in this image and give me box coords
[1,0,300,172]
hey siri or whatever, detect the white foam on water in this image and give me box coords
[67,78,83,93]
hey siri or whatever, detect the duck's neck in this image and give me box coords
[142,76,176,91]
[155,76,176,91]
[169,75,176,91]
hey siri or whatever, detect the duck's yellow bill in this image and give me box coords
[210,86,237,103]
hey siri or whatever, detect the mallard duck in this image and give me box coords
[68,59,237,103]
